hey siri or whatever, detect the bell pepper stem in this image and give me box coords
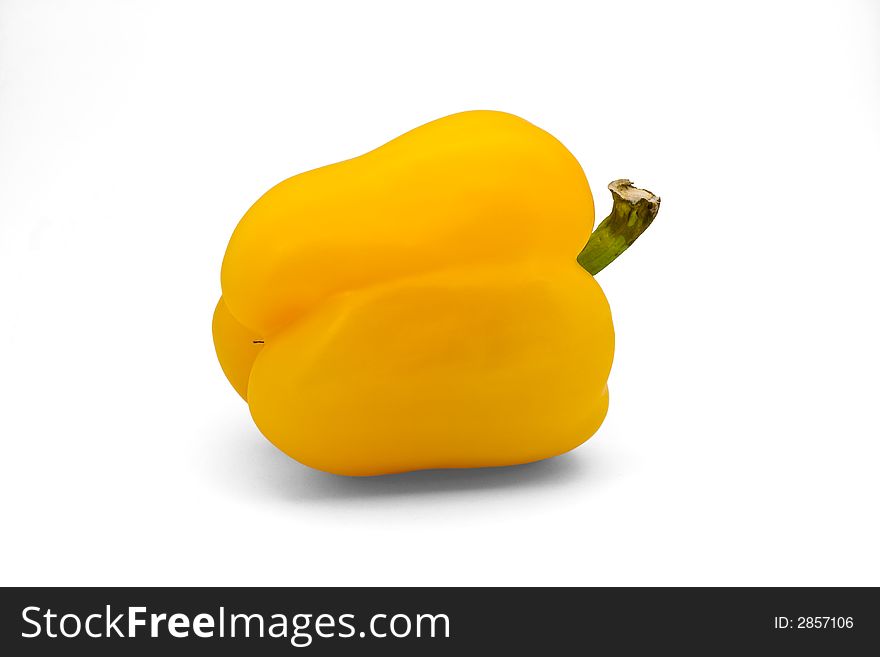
[577,179,660,276]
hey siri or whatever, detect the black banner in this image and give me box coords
[1,587,876,654]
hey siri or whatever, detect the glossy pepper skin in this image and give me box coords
[213,110,614,476]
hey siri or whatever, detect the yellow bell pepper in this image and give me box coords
[213,110,659,476]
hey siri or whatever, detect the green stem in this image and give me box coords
[577,179,660,275]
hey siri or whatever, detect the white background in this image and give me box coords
[1,0,878,586]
